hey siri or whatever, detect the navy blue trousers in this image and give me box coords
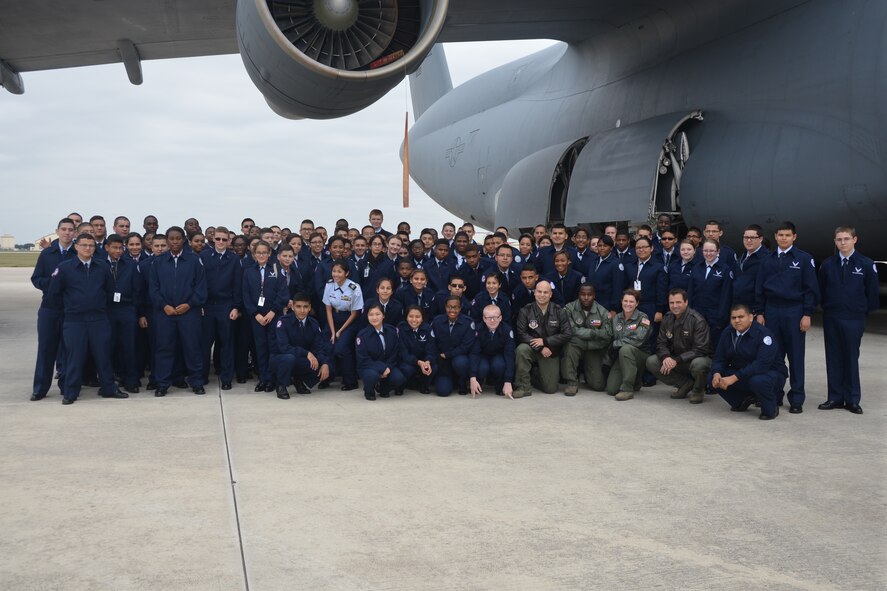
[475,354,508,392]
[766,303,806,406]
[202,303,235,383]
[108,304,139,387]
[823,314,865,405]
[62,318,117,400]
[435,355,470,396]
[154,309,205,388]
[32,307,65,396]
[713,371,784,417]
[272,353,322,388]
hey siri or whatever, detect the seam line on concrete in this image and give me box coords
[218,384,251,591]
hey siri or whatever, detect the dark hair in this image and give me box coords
[57,217,75,229]
[331,259,350,275]
[106,234,125,245]
[253,240,272,253]
[364,302,385,316]
[241,217,255,226]
[76,232,96,243]
[731,303,752,315]
[520,263,538,274]
[776,221,797,234]
[435,238,450,248]
[89,215,105,223]
[277,244,294,256]
[166,226,185,239]
[622,288,641,302]
[495,244,513,255]
[667,288,688,301]
[292,291,311,304]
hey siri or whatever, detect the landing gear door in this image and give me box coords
[564,111,703,226]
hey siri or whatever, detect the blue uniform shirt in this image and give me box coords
[106,255,142,307]
[818,251,879,318]
[273,314,329,364]
[201,248,243,308]
[755,246,820,315]
[49,257,113,320]
[585,254,625,311]
[732,247,768,308]
[688,258,734,328]
[242,264,288,317]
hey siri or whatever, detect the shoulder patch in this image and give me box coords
[874,263,879,274]
[51,267,59,277]
[509,330,514,339]
[618,263,624,271]
[470,321,475,330]
[641,318,651,326]
[348,282,357,289]
[276,320,283,328]
[580,276,586,283]
[327,278,334,283]
[810,258,815,267]
[763,335,772,346]
[430,330,436,338]
[355,337,361,346]
[729,271,734,279]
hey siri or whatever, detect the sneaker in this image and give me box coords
[614,391,634,401]
[564,384,578,396]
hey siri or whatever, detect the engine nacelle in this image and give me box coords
[237,0,448,119]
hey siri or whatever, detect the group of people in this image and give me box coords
[30,209,879,420]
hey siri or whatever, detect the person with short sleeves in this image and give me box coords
[323,259,364,390]
[431,296,476,396]
[242,240,288,393]
[816,227,879,414]
[356,304,406,400]
[397,306,437,394]
[469,304,516,398]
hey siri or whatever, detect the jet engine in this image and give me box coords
[236,0,448,119]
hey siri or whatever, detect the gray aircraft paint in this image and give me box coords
[407,0,887,259]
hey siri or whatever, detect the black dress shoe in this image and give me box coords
[236,377,247,384]
[318,379,331,390]
[254,382,266,392]
[30,393,45,401]
[294,381,311,395]
[62,397,75,405]
[642,378,657,388]
[99,389,128,399]
[172,380,188,389]
[420,386,431,394]
[124,385,139,394]
[155,387,168,397]
[146,381,157,390]
[789,405,803,414]
[365,392,376,401]
[193,386,206,395]
[394,388,404,396]
[276,386,290,400]
[818,400,844,410]
[845,403,863,414]
[341,384,359,391]
[379,391,390,398]
[759,411,777,420]
[221,382,232,391]
[264,382,276,392]
[731,395,755,412]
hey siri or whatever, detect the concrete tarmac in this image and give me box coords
[0,268,884,591]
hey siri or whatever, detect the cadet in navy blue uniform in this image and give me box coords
[816,227,880,414]
[709,304,787,420]
[431,296,476,396]
[30,217,76,400]
[652,228,678,271]
[200,226,243,391]
[454,244,492,300]
[585,236,624,314]
[434,276,471,318]
[243,240,288,392]
[469,304,516,398]
[754,221,820,413]
[470,272,512,323]
[703,220,739,274]
[688,238,734,348]
[668,239,697,292]
[613,230,637,266]
[570,227,595,276]
[397,305,437,393]
[276,244,307,300]
[544,251,585,305]
[361,277,403,328]
[49,234,125,404]
[362,234,397,295]
[395,268,435,323]
[271,292,331,399]
[356,304,406,400]
[322,259,364,390]
[104,234,142,393]
[732,225,768,308]
[424,239,456,293]
[488,244,521,295]
[534,224,577,276]
[149,226,208,396]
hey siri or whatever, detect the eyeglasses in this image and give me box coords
[743,235,761,240]
[449,284,465,289]
[661,236,675,241]
[483,315,502,320]
[214,237,229,242]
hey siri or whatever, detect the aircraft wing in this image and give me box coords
[0,0,656,74]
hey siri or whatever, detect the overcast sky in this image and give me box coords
[0,40,555,243]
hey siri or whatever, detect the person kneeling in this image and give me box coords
[645,288,712,404]
[514,280,572,397]
[271,293,330,399]
[469,305,515,399]
[561,284,612,395]
[356,304,406,401]
[708,304,787,420]
[431,296,476,396]
[605,289,652,401]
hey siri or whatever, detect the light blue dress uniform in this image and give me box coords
[322,279,364,387]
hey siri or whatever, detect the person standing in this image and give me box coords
[755,221,820,413]
[149,226,208,396]
[732,224,768,308]
[201,226,242,391]
[49,234,126,404]
[30,217,76,400]
[322,260,364,390]
[688,238,733,348]
[816,227,879,414]
[104,234,142,394]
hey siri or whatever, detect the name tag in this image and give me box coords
[634,280,642,290]
[258,296,265,307]
[113,292,121,303]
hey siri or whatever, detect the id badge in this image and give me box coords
[258,296,265,307]
[634,280,642,290]
[113,292,121,303]
[364,266,370,278]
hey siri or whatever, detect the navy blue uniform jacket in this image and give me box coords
[710,323,786,381]
[732,248,768,307]
[273,314,330,362]
[818,252,879,318]
[397,321,437,364]
[356,324,400,373]
[50,258,113,320]
[149,251,207,310]
[755,247,820,315]
[32,243,75,310]
[431,314,476,358]
[470,324,516,382]
[201,249,243,308]
[242,264,287,317]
